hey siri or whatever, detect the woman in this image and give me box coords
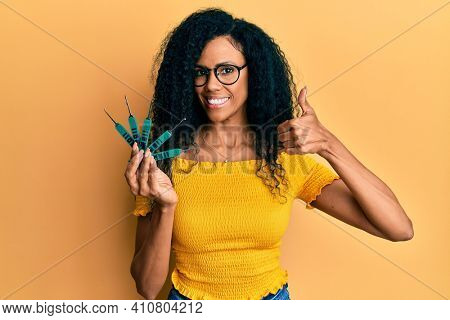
[126,8,413,300]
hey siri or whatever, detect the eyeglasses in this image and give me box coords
[194,63,247,87]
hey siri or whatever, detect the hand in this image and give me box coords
[124,142,179,208]
[277,86,334,157]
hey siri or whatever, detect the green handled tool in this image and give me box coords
[139,110,153,151]
[104,108,135,147]
[148,117,186,153]
[152,147,193,161]
[124,95,140,143]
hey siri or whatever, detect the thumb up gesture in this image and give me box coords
[277,86,336,157]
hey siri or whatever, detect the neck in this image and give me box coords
[204,126,252,147]
[204,106,253,146]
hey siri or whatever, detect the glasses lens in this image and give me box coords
[217,65,239,84]
[194,68,208,86]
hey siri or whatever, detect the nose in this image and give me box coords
[205,71,222,91]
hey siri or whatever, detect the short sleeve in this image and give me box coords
[132,195,153,217]
[296,155,340,210]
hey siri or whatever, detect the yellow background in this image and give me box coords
[1,0,449,299]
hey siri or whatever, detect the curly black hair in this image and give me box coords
[148,7,300,203]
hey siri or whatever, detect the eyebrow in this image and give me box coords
[195,61,236,68]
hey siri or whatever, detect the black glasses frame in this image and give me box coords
[194,63,248,87]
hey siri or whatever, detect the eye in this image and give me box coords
[219,66,235,74]
[194,69,207,77]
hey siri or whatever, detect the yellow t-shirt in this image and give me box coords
[133,152,340,299]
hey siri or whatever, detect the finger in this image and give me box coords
[147,153,159,192]
[284,140,324,155]
[139,148,152,189]
[277,119,292,134]
[281,139,297,149]
[297,86,308,115]
[298,86,315,116]
[125,149,144,194]
[127,148,144,169]
[284,145,310,155]
[278,129,297,143]
[130,141,138,159]
[284,146,299,155]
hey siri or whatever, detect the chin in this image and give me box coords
[204,110,230,122]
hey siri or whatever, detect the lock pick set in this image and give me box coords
[104,96,191,161]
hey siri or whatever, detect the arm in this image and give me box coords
[278,87,413,242]
[313,132,414,242]
[130,203,176,299]
[310,179,396,241]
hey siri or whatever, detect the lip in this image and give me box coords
[204,96,230,109]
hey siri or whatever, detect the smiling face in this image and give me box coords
[194,36,248,124]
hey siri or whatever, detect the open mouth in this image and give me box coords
[205,97,230,109]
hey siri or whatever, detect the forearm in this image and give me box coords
[131,204,176,298]
[319,129,413,240]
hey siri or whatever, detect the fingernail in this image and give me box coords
[145,148,150,157]
[305,86,308,95]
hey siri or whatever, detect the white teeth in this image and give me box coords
[207,97,229,105]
